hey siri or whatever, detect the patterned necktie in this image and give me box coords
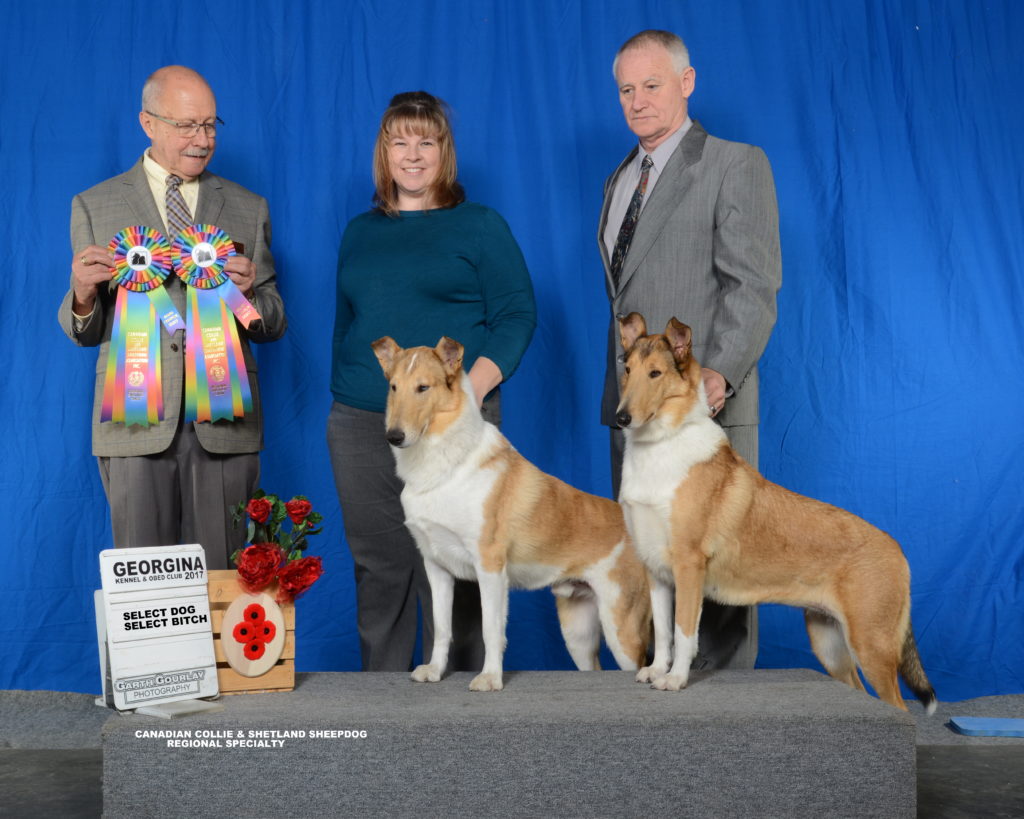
[165,174,193,239]
[610,155,653,290]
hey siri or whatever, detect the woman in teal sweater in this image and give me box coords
[328,92,536,672]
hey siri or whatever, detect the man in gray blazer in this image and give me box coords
[58,65,286,569]
[599,31,781,669]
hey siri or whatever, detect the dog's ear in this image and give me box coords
[665,318,693,364]
[435,337,464,381]
[619,312,648,353]
[371,336,401,378]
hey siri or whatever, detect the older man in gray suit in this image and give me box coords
[58,65,286,569]
[599,31,781,669]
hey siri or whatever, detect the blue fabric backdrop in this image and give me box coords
[1,0,1020,701]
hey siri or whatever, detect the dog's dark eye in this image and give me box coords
[649,370,662,378]
[416,384,430,393]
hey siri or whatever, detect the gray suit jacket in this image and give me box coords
[58,157,287,457]
[598,121,781,429]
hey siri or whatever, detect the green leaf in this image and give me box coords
[246,521,256,543]
[229,548,241,566]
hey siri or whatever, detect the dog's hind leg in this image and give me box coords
[553,583,602,670]
[848,627,907,710]
[804,609,864,692]
[412,557,453,683]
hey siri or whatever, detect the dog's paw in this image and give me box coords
[650,673,687,692]
[410,664,442,683]
[635,665,668,684]
[468,672,503,692]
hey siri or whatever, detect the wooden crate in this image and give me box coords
[207,569,295,694]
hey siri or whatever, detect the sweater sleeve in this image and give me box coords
[473,207,537,379]
[332,224,356,355]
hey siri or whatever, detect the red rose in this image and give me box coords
[276,556,324,603]
[236,544,285,593]
[284,499,313,525]
[246,498,273,524]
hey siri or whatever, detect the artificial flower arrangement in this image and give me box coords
[231,490,325,604]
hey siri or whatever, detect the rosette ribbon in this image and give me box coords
[100,226,184,426]
[172,224,262,422]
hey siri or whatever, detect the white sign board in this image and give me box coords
[100,544,219,710]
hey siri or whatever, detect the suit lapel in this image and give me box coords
[119,159,164,233]
[615,121,708,295]
[194,172,225,228]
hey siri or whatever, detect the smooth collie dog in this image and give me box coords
[372,336,651,691]
[615,312,936,712]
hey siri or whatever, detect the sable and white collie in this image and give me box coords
[615,312,936,712]
[372,335,651,691]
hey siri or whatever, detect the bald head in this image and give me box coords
[139,65,218,181]
[141,65,215,113]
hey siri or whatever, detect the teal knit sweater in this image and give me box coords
[331,202,537,412]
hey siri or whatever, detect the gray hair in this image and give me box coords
[613,30,690,78]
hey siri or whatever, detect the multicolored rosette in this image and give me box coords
[100,226,184,427]
[171,224,262,423]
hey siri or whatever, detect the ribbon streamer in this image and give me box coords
[100,226,184,426]
[172,224,262,423]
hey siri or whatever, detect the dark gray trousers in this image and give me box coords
[327,399,496,672]
[98,423,259,570]
[610,423,759,670]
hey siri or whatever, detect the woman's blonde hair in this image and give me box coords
[372,91,464,215]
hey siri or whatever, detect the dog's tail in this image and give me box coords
[899,626,937,715]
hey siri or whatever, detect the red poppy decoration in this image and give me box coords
[233,602,275,663]
[244,639,266,660]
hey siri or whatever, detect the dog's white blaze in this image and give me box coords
[405,352,418,373]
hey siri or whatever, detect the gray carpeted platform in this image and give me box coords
[101,669,917,818]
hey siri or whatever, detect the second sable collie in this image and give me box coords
[616,312,936,712]
[373,335,651,691]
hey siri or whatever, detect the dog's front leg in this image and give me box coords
[411,556,454,683]
[652,555,705,691]
[636,574,673,683]
[469,568,508,691]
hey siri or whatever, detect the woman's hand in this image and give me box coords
[467,356,503,408]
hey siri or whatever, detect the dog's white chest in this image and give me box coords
[620,501,673,580]
[400,466,499,581]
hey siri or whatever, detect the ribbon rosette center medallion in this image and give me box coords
[171,223,262,423]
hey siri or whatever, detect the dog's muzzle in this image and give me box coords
[615,410,632,429]
[385,428,406,447]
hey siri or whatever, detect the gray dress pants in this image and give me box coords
[610,422,759,670]
[328,398,498,672]
[98,422,259,570]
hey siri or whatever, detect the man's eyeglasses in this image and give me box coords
[145,111,224,137]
